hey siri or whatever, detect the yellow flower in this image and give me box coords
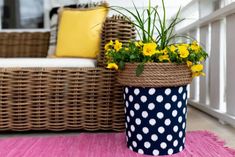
[156,50,161,54]
[181,43,189,47]
[104,40,113,51]
[114,40,122,52]
[107,63,118,70]
[169,45,177,52]
[143,43,157,57]
[187,61,193,67]
[178,45,189,58]
[192,41,198,45]
[191,64,204,73]
[191,41,201,52]
[192,72,206,78]
[125,48,129,51]
[135,41,143,47]
[162,48,168,55]
[159,54,170,62]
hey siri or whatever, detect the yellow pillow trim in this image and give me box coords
[55,6,108,58]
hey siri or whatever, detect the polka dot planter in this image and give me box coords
[124,86,188,156]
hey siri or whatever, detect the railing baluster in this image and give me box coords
[209,20,222,110]
[199,25,210,105]
[189,30,199,101]
[226,14,235,117]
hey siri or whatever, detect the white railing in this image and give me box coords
[176,2,235,127]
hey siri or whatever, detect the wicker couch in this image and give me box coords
[0,16,135,132]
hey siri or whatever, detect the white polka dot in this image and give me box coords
[142,111,148,118]
[143,127,149,134]
[130,110,135,117]
[179,146,183,151]
[179,131,183,138]
[129,95,134,102]
[164,119,171,126]
[165,103,171,110]
[177,101,182,108]
[171,95,177,102]
[137,134,143,141]
[126,136,128,142]
[165,88,171,95]
[183,107,186,114]
[144,142,151,149]
[158,126,165,134]
[157,112,164,119]
[153,150,159,155]
[125,101,129,107]
[172,110,178,117]
[135,118,141,125]
[173,140,178,147]
[156,95,164,103]
[134,103,140,110]
[138,149,144,154]
[125,122,127,128]
[127,116,130,122]
[123,94,126,100]
[149,119,156,126]
[182,122,186,129]
[183,93,187,100]
[178,116,183,123]
[187,85,190,91]
[124,108,126,114]
[130,125,135,132]
[141,96,147,103]
[183,137,186,143]
[148,103,155,110]
[125,87,129,94]
[151,134,158,141]
[129,146,133,151]
[173,126,179,132]
[132,141,137,147]
[167,134,173,141]
[128,131,131,137]
[168,149,174,155]
[134,88,140,95]
[178,87,183,94]
[160,142,167,149]
[149,88,156,95]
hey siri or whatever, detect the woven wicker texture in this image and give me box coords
[0,68,121,131]
[98,15,136,67]
[118,63,192,88]
[0,16,135,132]
[0,32,50,57]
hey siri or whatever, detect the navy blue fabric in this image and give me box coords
[124,86,188,156]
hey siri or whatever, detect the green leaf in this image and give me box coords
[119,61,125,70]
[136,63,145,77]
[130,54,136,60]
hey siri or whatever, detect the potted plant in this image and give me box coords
[106,0,208,156]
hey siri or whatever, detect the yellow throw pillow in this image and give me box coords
[55,6,108,58]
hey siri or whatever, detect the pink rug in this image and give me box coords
[0,131,234,157]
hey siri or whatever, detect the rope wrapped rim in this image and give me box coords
[117,63,192,88]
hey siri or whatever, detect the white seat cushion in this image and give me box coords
[0,58,97,68]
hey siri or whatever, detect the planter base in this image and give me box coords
[124,86,188,156]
